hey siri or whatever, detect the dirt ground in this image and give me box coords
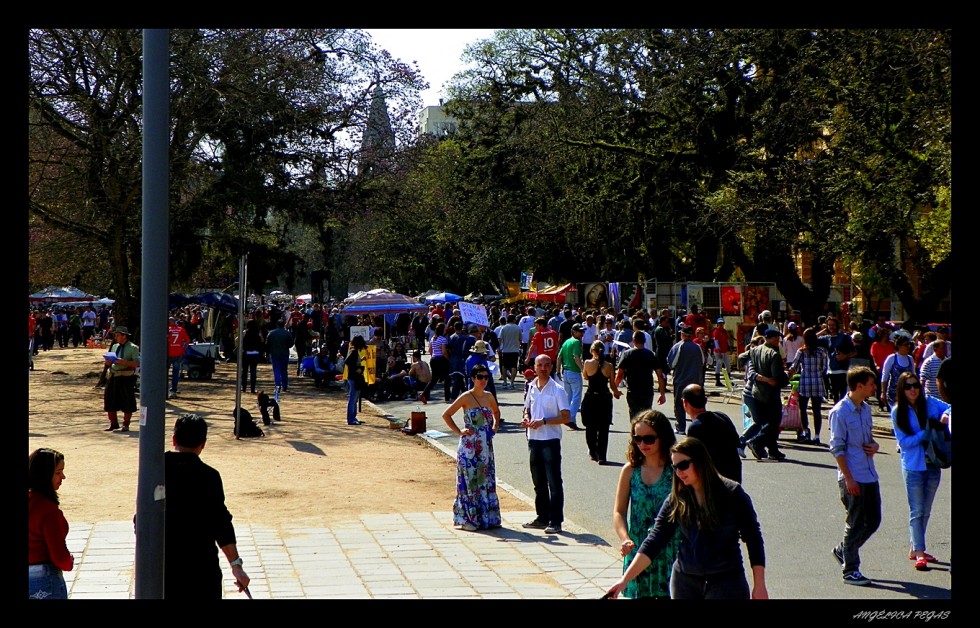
[27,345,525,526]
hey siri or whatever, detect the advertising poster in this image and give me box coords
[520,271,534,291]
[721,286,742,316]
[583,282,608,308]
[743,286,770,323]
[687,285,704,313]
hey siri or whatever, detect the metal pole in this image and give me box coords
[134,28,169,599]
[235,255,247,437]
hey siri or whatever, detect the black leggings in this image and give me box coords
[423,356,450,402]
[798,395,823,436]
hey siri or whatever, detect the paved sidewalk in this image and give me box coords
[65,511,621,599]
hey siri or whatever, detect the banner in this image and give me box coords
[363,346,376,385]
[520,271,534,291]
[349,325,371,343]
[458,301,489,327]
[721,286,741,316]
[608,282,620,311]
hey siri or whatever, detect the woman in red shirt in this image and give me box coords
[29,448,73,599]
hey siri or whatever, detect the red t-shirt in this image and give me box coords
[711,326,730,353]
[168,325,191,358]
[529,328,560,363]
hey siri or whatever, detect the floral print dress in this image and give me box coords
[625,464,680,599]
[453,406,502,529]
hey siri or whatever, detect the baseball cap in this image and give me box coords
[571,323,585,333]
[678,325,693,335]
[715,318,725,324]
[763,328,782,339]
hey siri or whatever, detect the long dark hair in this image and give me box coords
[626,410,676,468]
[894,371,927,435]
[802,327,820,356]
[668,437,727,531]
[29,448,64,504]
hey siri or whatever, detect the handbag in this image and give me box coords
[780,391,802,431]
[924,418,951,469]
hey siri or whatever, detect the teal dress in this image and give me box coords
[625,464,680,598]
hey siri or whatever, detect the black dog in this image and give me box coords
[257,391,281,426]
[233,407,264,438]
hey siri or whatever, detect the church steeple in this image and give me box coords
[358,78,395,176]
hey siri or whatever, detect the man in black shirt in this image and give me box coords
[165,414,250,598]
[682,384,742,484]
[615,331,667,419]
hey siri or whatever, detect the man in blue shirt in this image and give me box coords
[828,366,881,586]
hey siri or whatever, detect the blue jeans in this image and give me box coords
[270,354,289,390]
[346,379,360,423]
[562,370,583,425]
[28,564,67,599]
[838,479,882,573]
[528,439,563,526]
[169,356,184,393]
[903,466,941,552]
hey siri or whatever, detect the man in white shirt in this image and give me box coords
[521,354,570,534]
[518,306,538,363]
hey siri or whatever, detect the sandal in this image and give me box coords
[909,552,938,563]
[914,556,929,571]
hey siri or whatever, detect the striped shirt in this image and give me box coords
[919,355,946,399]
[430,335,448,359]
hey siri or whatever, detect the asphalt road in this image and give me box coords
[373,368,952,601]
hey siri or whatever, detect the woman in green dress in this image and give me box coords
[612,410,680,598]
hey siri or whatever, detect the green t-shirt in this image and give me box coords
[558,337,583,373]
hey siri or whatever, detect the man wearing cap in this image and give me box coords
[666,326,705,434]
[465,339,498,398]
[711,318,733,387]
[556,324,586,430]
[103,326,140,432]
[744,328,789,461]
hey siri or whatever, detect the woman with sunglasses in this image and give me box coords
[441,364,502,531]
[891,371,950,571]
[29,448,74,599]
[606,436,768,599]
[612,410,680,598]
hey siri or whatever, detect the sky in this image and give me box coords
[365,29,497,108]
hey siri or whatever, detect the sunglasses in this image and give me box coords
[674,458,694,471]
[904,382,921,390]
[632,434,658,445]
[474,374,489,381]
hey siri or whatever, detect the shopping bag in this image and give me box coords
[780,392,802,431]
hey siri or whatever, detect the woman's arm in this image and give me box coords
[612,464,634,557]
[441,394,471,436]
[750,565,768,599]
[604,362,621,398]
[487,393,501,433]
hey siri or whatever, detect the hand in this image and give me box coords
[605,579,627,599]
[657,393,666,405]
[862,440,879,456]
[232,565,250,591]
[844,477,860,496]
[619,539,635,557]
[613,390,622,400]
[751,583,769,599]
[461,427,474,437]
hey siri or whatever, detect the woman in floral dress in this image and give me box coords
[441,364,502,531]
[612,410,680,598]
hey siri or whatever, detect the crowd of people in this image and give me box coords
[29,291,951,599]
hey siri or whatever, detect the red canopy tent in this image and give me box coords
[530,283,575,303]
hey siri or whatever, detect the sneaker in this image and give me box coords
[544,524,562,534]
[842,571,871,586]
[104,424,120,432]
[747,441,768,460]
[461,523,478,532]
[769,450,786,461]
[522,519,548,529]
[832,544,844,566]
[809,436,822,446]
[120,425,130,432]
[737,446,747,459]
